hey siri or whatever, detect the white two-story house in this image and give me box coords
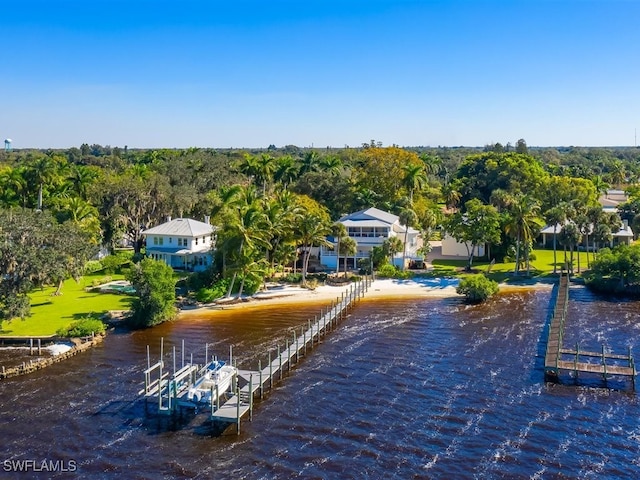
[142,217,215,272]
[320,207,422,270]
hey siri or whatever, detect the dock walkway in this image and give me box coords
[141,276,372,433]
[210,277,371,432]
[544,273,636,388]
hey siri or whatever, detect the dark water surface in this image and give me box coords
[1,287,639,479]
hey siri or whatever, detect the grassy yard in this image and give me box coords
[428,248,592,283]
[0,274,133,337]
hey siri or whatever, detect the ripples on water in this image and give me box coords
[0,288,639,479]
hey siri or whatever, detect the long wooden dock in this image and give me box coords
[210,276,372,433]
[544,273,636,388]
[141,276,372,433]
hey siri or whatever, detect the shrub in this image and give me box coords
[57,318,106,337]
[84,260,104,274]
[376,264,412,279]
[456,274,499,303]
[91,276,113,287]
[102,251,135,274]
[376,264,398,278]
[281,272,303,284]
[195,278,230,302]
[187,267,220,291]
[127,258,177,328]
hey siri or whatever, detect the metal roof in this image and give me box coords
[339,207,399,225]
[142,218,214,237]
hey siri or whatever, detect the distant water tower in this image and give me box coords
[4,139,11,152]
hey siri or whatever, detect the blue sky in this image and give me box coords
[2,0,639,149]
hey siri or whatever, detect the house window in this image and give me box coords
[153,237,158,245]
[195,237,199,245]
[169,237,173,244]
[158,237,164,246]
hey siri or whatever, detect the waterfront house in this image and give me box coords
[320,207,422,270]
[539,190,633,249]
[142,217,215,272]
[539,220,633,249]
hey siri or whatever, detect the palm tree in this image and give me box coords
[383,237,403,266]
[295,214,332,286]
[319,155,343,176]
[558,223,582,274]
[441,183,461,210]
[0,167,27,207]
[263,190,301,269]
[574,214,590,273]
[608,160,626,188]
[592,223,612,255]
[399,207,418,271]
[401,164,427,202]
[354,187,380,209]
[223,199,270,298]
[68,165,98,200]
[255,153,276,196]
[419,153,441,178]
[586,206,605,266]
[236,153,257,181]
[591,175,610,198]
[300,151,320,175]
[331,222,348,276]
[233,252,269,299]
[274,155,300,189]
[504,194,544,275]
[27,154,60,210]
[339,237,357,278]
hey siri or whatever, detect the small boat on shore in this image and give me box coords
[186,360,236,405]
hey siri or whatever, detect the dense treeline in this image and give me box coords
[2,140,640,324]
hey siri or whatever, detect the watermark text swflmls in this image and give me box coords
[3,459,77,473]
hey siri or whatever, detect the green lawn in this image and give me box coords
[0,274,133,337]
[428,248,593,283]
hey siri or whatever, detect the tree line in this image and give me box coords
[2,141,640,325]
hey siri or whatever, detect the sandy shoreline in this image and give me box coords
[178,277,554,316]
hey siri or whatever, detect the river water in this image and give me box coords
[1,286,639,479]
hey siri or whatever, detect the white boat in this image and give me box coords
[186,360,236,405]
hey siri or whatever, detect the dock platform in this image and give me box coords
[142,276,372,433]
[544,272,636,389]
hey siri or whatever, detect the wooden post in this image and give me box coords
[293,331,297,363]
[574,343,579,383]
[602,344,607,382]
[181,339,185,369]
[211,384,215,414]
[303,328,307,356]
[216,382,220,411]
[285,339,289,371]
[249,373,253,421]
[278,345,282,380]
[259,360,263,399]
[236,386,241,435]
[30,338,33,356]
[269,350,273,388]
[159,338,164,412]
[630,346,636,390]
[38,339,41,355]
